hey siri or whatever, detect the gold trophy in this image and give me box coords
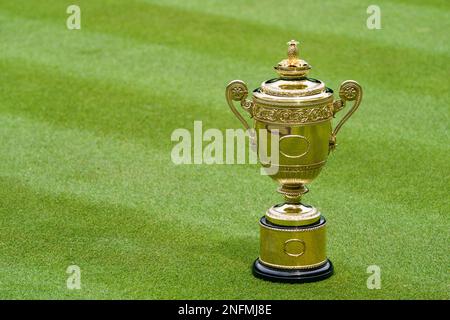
[225,40,362,282]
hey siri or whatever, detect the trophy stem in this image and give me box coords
[277,184,309,204]
[284,194,301,204]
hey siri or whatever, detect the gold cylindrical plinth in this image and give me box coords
[259,216,327,269]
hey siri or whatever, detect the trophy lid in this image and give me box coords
[253,40,333,106]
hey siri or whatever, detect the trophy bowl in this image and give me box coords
[225,40,362,282]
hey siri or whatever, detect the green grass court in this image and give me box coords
[0,0,448,299]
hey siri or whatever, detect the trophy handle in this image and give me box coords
[329,80,363,151]
[225,80,254,130]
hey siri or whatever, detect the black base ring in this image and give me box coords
[252,259,334,283]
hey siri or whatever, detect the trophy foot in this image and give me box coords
[266,202,320,226]
[252,259,333,283]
